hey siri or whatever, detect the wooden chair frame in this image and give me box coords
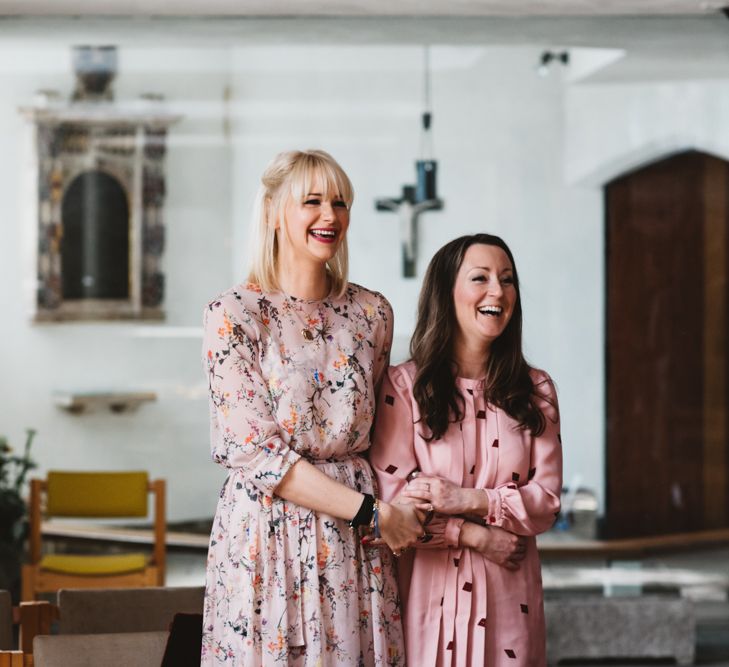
[2,585,203,666]
[0,600,55,666]
[22,477,166,602]
[0,653,25,667]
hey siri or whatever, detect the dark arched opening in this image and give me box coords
[61,170,129,299]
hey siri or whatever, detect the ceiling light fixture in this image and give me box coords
[536,50,570,77]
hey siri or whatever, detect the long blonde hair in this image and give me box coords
[247,149,354,298]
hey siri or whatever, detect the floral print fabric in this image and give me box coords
[201,282,404,666]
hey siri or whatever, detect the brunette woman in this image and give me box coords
[371,233,562,666]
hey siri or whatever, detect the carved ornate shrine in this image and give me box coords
[20,46,181,321]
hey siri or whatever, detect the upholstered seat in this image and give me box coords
[7,586,205,664]
[39,553,148,576]
[22,471,166,601]
[57,586,204,635]
[33,631,169,667]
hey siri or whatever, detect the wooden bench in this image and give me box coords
[1,586,204,667]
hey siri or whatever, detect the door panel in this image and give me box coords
[605,150,729,538]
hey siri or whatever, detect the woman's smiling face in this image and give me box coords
[452,243,517,354]
[278,182,350,267]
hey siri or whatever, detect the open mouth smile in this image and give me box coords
[309,229,338,244]
[477,305,503,317]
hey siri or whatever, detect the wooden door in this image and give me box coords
[605,150,729,538]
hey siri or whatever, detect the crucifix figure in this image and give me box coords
[375,162,444,278]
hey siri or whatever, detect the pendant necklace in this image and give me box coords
[287,296,326,342]
[282,275,331,342]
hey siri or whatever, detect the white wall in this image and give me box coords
[3,30,727,522]
[229,45,603,507]
[0,44,233,521]
[565,78,729,186]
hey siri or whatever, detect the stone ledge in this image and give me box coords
[546,595,695,665]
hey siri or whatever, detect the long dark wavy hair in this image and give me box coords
[410,233,545,441]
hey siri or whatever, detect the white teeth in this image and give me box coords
[310,229,336,238]
[478,305,503,316]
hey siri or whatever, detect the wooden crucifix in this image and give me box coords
[375,161,443,278]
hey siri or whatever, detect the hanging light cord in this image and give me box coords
[422,45,432,131]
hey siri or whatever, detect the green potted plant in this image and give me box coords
[0,429,37,601]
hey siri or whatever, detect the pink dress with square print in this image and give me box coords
[371,361,562,667]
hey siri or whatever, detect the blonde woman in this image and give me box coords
[201,150,421,665]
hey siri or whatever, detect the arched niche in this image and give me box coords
[22,110,180,322]
[61,170,130,300]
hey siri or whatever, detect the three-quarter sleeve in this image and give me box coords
[202,298,301,495]
[483,371,563,536]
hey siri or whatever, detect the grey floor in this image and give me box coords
[167,546,729,666]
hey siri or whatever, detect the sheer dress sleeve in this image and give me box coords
[202,297,301,495]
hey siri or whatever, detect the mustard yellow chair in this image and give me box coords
[22,472,166,601]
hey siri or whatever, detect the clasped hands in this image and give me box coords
[368,474,527,570]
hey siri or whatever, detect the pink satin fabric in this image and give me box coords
[371,362,562,666]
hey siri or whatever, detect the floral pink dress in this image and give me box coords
[201,282,404,666]
[371,362,562,667]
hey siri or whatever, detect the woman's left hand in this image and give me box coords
[375,501,426,553]
[400,475,470,516]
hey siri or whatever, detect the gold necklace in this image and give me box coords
[280,276,332,341]
[287,296,327,341]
